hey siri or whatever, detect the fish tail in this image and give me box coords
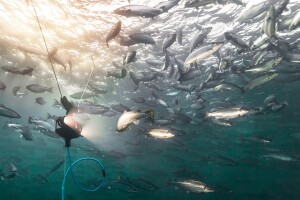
[28,116,33,124]
[48,87,53,93]
[46,113,51,119]
[145,110,155,123]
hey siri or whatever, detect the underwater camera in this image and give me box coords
[55,116,82,147]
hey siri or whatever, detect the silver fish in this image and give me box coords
[117,110,154,132]
[262,6,276,38]
[243,73,278,90]
[3,122,33,141]
[0,104,21,118]
[185,42,223,65]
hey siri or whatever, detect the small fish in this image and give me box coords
[131,97,145,104]
[3,122,33,141]
[26,84,53,93]
[123,51,137,66]
[0,80,6,90]
[117,110,154,132]
[12,86,27,97]
[35,97,46,105]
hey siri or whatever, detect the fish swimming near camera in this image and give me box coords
[117,110,154,132]
[0,105,21,118]
[3,122,33,141]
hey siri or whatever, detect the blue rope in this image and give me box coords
[62,148,106,200]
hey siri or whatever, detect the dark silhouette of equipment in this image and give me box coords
[55,96,82,147]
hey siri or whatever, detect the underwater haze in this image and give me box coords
[1,0,300,199]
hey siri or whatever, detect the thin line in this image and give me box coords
[30,0,63,97]
[77,56,96,107]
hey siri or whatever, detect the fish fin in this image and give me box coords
[48,87,53,93]
[145,110,155,123]
[133,120,139,125]
[28,116,33,124]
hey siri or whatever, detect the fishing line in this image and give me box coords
[77,56,97,107]
[62,147,106,200]
[30,0,63,97]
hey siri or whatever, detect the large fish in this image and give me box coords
[117,110,154,132]
[113,5,162,18]
[111,104,131,113]
[123,51,136,66]
[1,65,34,76]
[246,57,282,73]
[153,0,180,12]
[28,117,54,132]
[185,0,217,9]
[262,6,276,38]
[3,122,33,141]
[106,21,122,47]
[78,103,110,115]
[185,42,223,65]
[70,91,95,99]
[243,73,278,90]
[88,82,107,94]
[129,33,156,45]
[107,69,127,79]
[206,106,249,120]
[274,0,290,17]
[147,128,175,139]
[162,53,170,71]
[163,33,177,53]
[236,1,271,23]
[289,10,300,31]
[167,179,214,193]
[26,84,53,93]
[190,27,212,53]
[176,26,183,45]
[173,83,196,93]
[224,32,249,50]
[0,105,21,118]
[178,69,202,81]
